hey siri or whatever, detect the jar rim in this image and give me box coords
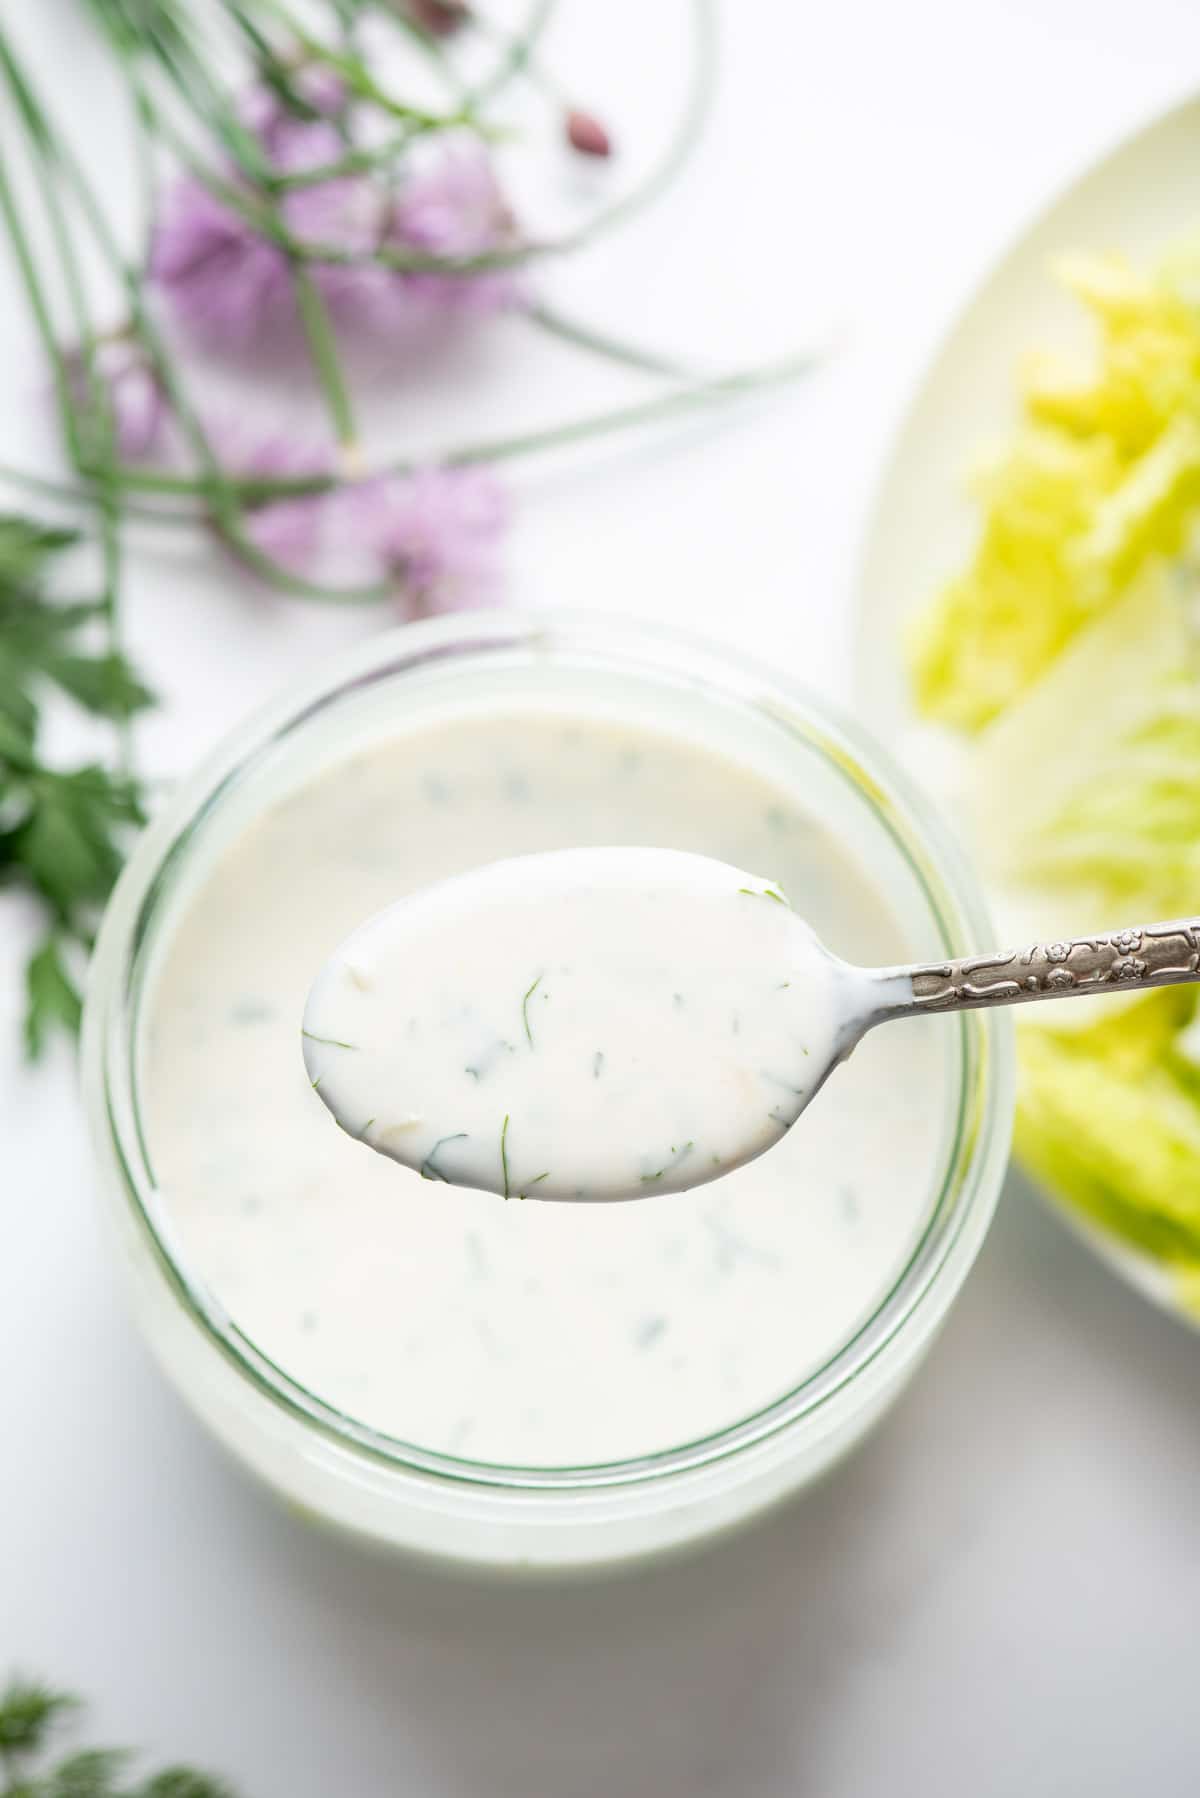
[83,609,1014,1497]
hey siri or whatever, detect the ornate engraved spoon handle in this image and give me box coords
[878,919,1200,1017]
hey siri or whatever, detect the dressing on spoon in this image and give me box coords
[302,848,860,1201]
[304,847,1200,1201]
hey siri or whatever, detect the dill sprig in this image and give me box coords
[420,1131,467,1182]
[0,1673,234,1798]
[738,884,788,906]
[499,1112,511,1199]
[521,974,543,1047]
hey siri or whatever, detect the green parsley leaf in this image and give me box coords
[0,1677,79,1757]
[24,937,83,1061]
[0,514,153,1057]
[43,652,155,723]
[0,518,79,588]
[0,518,154,747]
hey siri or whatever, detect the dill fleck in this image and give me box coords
[521,974,543,1047]
[520,1171,550,1198]
[500,1114,511,1199]
[310,1075,323,1092]
[778,981,791,990]
[301,1029,359,1051]
[420,1132,468,1182]
[592,1051,605,1078]
[737,885,788,906]
[641,1141,695,1183]
[635,1315,668,1349]
[361,1117,375,1136]
[231,997,274,1025]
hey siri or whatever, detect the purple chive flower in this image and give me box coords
[208,422,333,573]
[151,177,294,346]
[194,423,505,601]
[389,141,522,316]
[151,82,392,346]
[240,66,348,146]
[244,488,326,574]
[152,84,519,346]
[347,466,508,613]
[66,339,167,461]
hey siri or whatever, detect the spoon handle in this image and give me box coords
[877,918,1200,1018]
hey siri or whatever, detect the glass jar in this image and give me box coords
[82,613,1014,1574]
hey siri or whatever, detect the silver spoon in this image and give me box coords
[302,848,1200,1202]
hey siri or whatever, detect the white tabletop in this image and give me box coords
[5,3,1200,1792]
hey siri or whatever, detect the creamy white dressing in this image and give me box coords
[303,849,856,1201]
[142,708,947,1466]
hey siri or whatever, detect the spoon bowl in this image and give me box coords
[303,848,869,1201]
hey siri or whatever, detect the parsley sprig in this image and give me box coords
[0,1674,235,1797]
[0,514,152,1057]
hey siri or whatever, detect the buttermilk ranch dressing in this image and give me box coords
[142,709,946,1466]
[303,849,856,1201]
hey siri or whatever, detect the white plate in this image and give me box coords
[852,92,1200,1322]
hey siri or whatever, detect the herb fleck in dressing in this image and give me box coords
[142,711,944,1466]
[303,849,850,1201]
